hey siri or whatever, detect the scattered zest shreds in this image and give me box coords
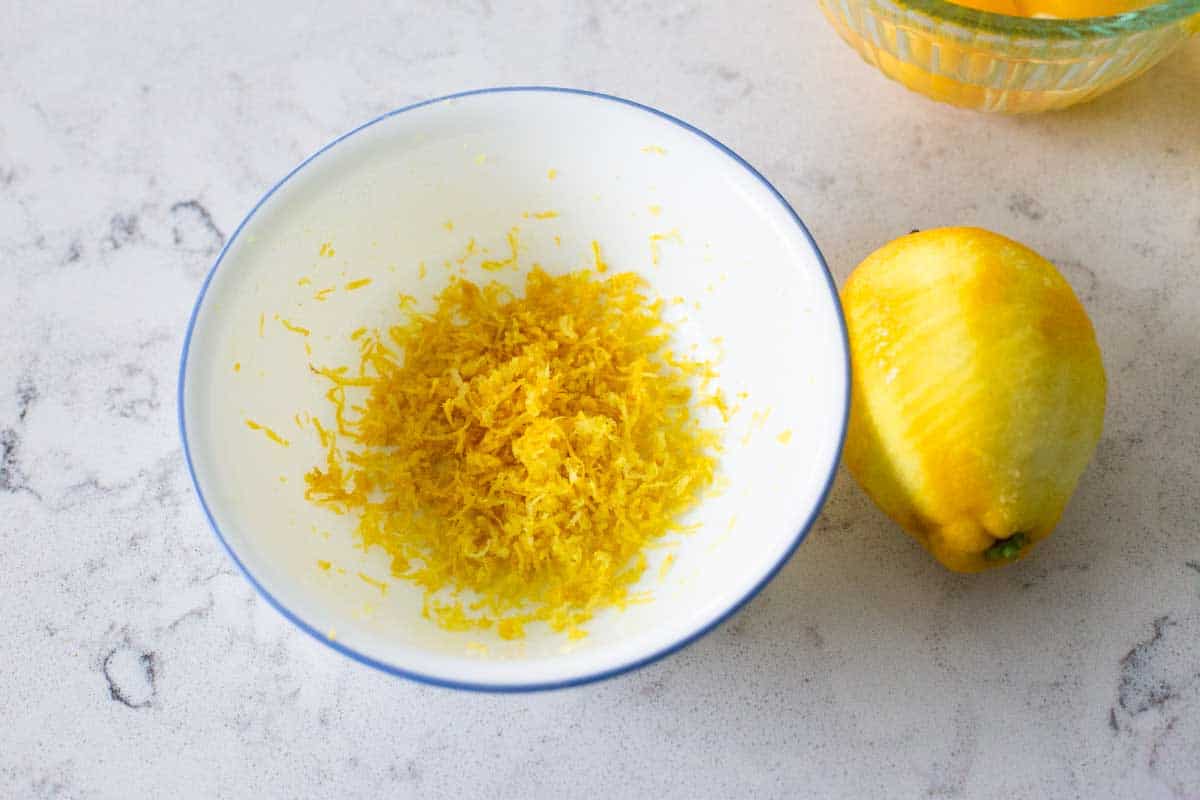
[480,228,520,272]
[358,572,389,595]
[279,317,310,336]
[304,266,722,637]
[649,230,682,266]
[591,241,608,274]
[246,419,290,447]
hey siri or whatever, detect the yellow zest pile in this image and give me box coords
[304,266,721,638]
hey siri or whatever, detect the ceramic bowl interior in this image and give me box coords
[180,88,848,690]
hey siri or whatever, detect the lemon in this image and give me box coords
[842,228,1106,572]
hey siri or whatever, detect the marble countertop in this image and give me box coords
[3,2,1199,797]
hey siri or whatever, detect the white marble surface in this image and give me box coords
[3,2,1199,797]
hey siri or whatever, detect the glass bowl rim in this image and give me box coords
[875,0,1200,39]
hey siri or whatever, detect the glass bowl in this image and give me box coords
[818,0,1200,112]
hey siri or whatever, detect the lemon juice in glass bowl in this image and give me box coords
[955,0,1154,15]
[819,0,1200,112]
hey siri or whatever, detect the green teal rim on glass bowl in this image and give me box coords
[819,0,1200,112]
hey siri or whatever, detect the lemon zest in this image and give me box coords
[358,572,389,595]
[303,267,721,637]
[591,240,608,274]
[649,230,681,266]
[480,228,520,272]
[279,318,310,336]
[245,419,290,447]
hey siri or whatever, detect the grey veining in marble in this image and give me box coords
[3,2,1199,798]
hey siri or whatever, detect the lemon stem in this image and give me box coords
[984,533,1028,562]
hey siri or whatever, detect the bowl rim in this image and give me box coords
[177,86,850,693]
[865,0,1200,39]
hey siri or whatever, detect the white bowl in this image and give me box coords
[179,88,848,691]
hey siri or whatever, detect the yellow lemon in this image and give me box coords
[842,228,1106,572]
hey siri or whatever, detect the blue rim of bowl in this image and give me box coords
[177,86,850,693]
